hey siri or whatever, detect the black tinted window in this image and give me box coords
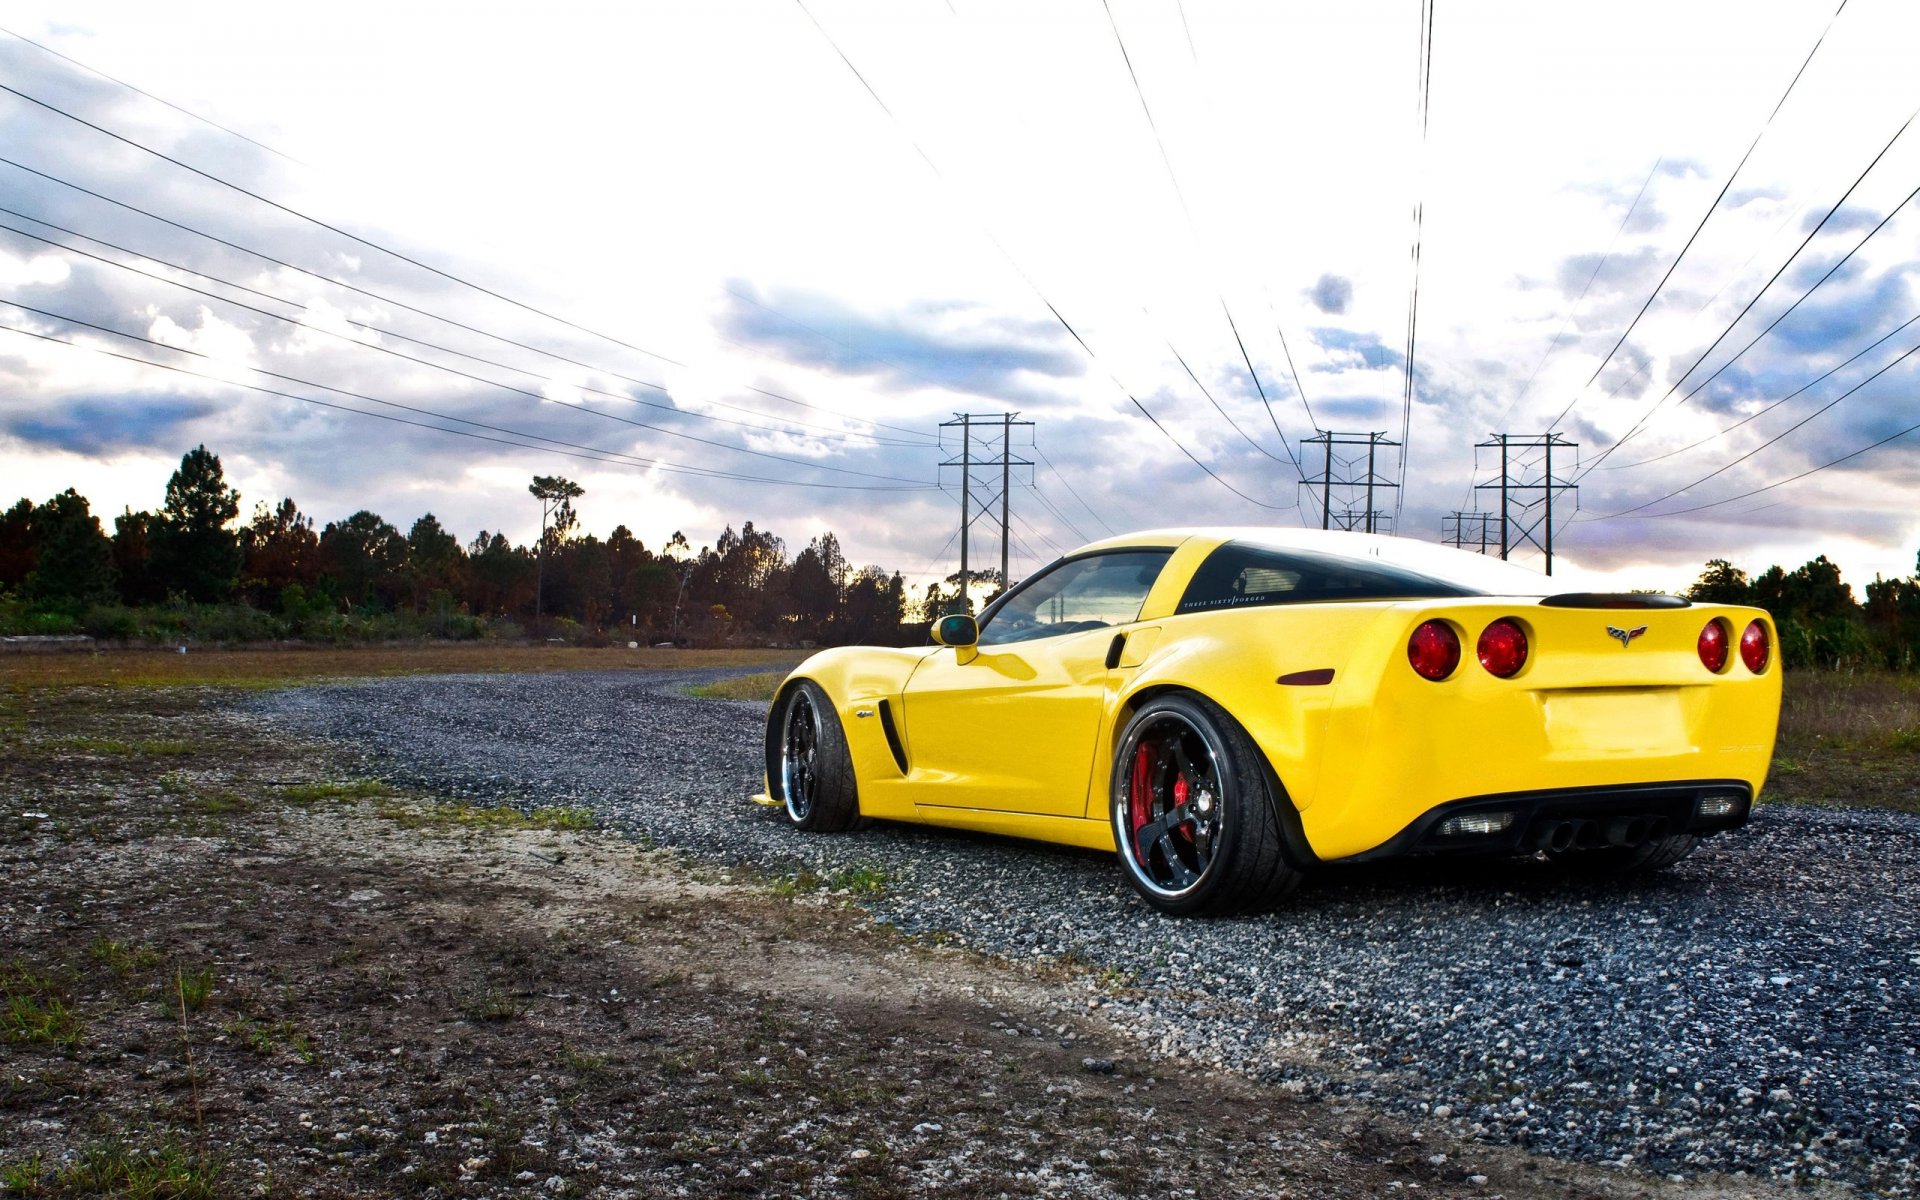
[1176,543,1477,613]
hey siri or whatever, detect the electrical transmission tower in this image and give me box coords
[1300,431,1399,533]
[939,413,1034,614]
[1471,433,1579,575]
[1441,510,1497,555]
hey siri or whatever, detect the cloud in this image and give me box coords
[1805,205,1886,236]
[1307,327,1404,373]
[1306,273,1352,315]
[719,283,1082,398]
[2,390,223,456]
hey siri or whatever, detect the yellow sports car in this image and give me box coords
[758,528,1782,916]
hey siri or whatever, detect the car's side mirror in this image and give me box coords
[932,614,979,648]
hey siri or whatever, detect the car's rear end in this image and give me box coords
[1300,594,1781,863]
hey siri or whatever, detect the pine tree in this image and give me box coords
[150,446,243,603]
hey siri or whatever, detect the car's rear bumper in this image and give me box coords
[1325,779,1753,864]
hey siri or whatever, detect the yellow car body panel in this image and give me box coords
[761,528,1783,868]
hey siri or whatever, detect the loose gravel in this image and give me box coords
[248,669,1920,1196]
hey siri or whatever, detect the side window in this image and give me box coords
[980,551,1172,646]
[1176,543,1476,613]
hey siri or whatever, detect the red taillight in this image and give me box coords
[1408,620,1460,681]
[1740,619,1770,673]
[1477,618,1529,678]
[1698,619,1729,672]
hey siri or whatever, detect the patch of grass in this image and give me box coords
[457,986,521,1022]
[1,962,82,1050]
[223,1015,316,1062]
[89,937,161,977]
[189,789,249,816]
[371,798,594,832]
[41,1138,225,1199]
[279,778,390,805]
[685,670,788,703]
[765,862,892,900]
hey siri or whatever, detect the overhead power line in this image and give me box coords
[0,24,301,164]
[0,317,935,492]
[1549,0,1850,431]
[1099,0,1304,477]
[0,155,935,446]
[1601,307,1920,472]
[0,225,926,486]
[0,208,921,451]
[1396,0,1435,528]
[1585,332,1920,520]
[0,80,704,371]
[792,0,1292,513]
[1575,99,1920,480]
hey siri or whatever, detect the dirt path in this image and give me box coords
[0,684,1846,1199]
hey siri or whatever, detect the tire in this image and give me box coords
[1549,832,1698,874]
[1110,693,1301,916]
[773,681,860,832]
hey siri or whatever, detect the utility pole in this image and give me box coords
[940,413,1034,614]
[1301,431,1399,533]
[1473,433,1578,575]
[958,414,970,615]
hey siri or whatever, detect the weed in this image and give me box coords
[829,863,890,897]
[558,1044,609,1075]
[1,1156,43,1192]
[190,789,248,816]
[458,986,521,1022]
[89,936,161,977]
[1,962,82,1050]
[157,772,191,796]
[176,964,215,1013]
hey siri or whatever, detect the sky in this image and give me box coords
[3,0,1920,596]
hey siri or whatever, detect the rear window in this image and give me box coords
[1176,542,1478,614]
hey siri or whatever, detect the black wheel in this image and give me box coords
[1110,693,1300,916]
[1549,833,1698,874]
[774,681,860,832]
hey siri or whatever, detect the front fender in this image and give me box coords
[765,644,939,819]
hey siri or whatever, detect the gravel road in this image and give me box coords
[248,668,1920,1195]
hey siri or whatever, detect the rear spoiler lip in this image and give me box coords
[1536,592,1692,610]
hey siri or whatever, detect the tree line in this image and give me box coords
[0,445,984,646]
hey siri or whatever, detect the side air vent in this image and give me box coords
[877,699,909,774]
[1537,592,1691,610]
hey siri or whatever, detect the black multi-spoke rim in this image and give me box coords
[781,690,820,821]
[1119,714,1222,896]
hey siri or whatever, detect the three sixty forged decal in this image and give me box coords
[1606,624,1650,648]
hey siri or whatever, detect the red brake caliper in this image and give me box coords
[1173,775,1193,842]
[1129,742,1153,848]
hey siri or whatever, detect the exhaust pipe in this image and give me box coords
[1602,816,1650,848]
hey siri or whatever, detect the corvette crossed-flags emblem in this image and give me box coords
[1606,624,1649,647]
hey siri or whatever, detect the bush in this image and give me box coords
[80,605,145,641]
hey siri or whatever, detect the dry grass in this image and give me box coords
[0,644,803,692]
[1778,670,1920,751]
[684,669,790,703]
[1767,670,1920,812]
